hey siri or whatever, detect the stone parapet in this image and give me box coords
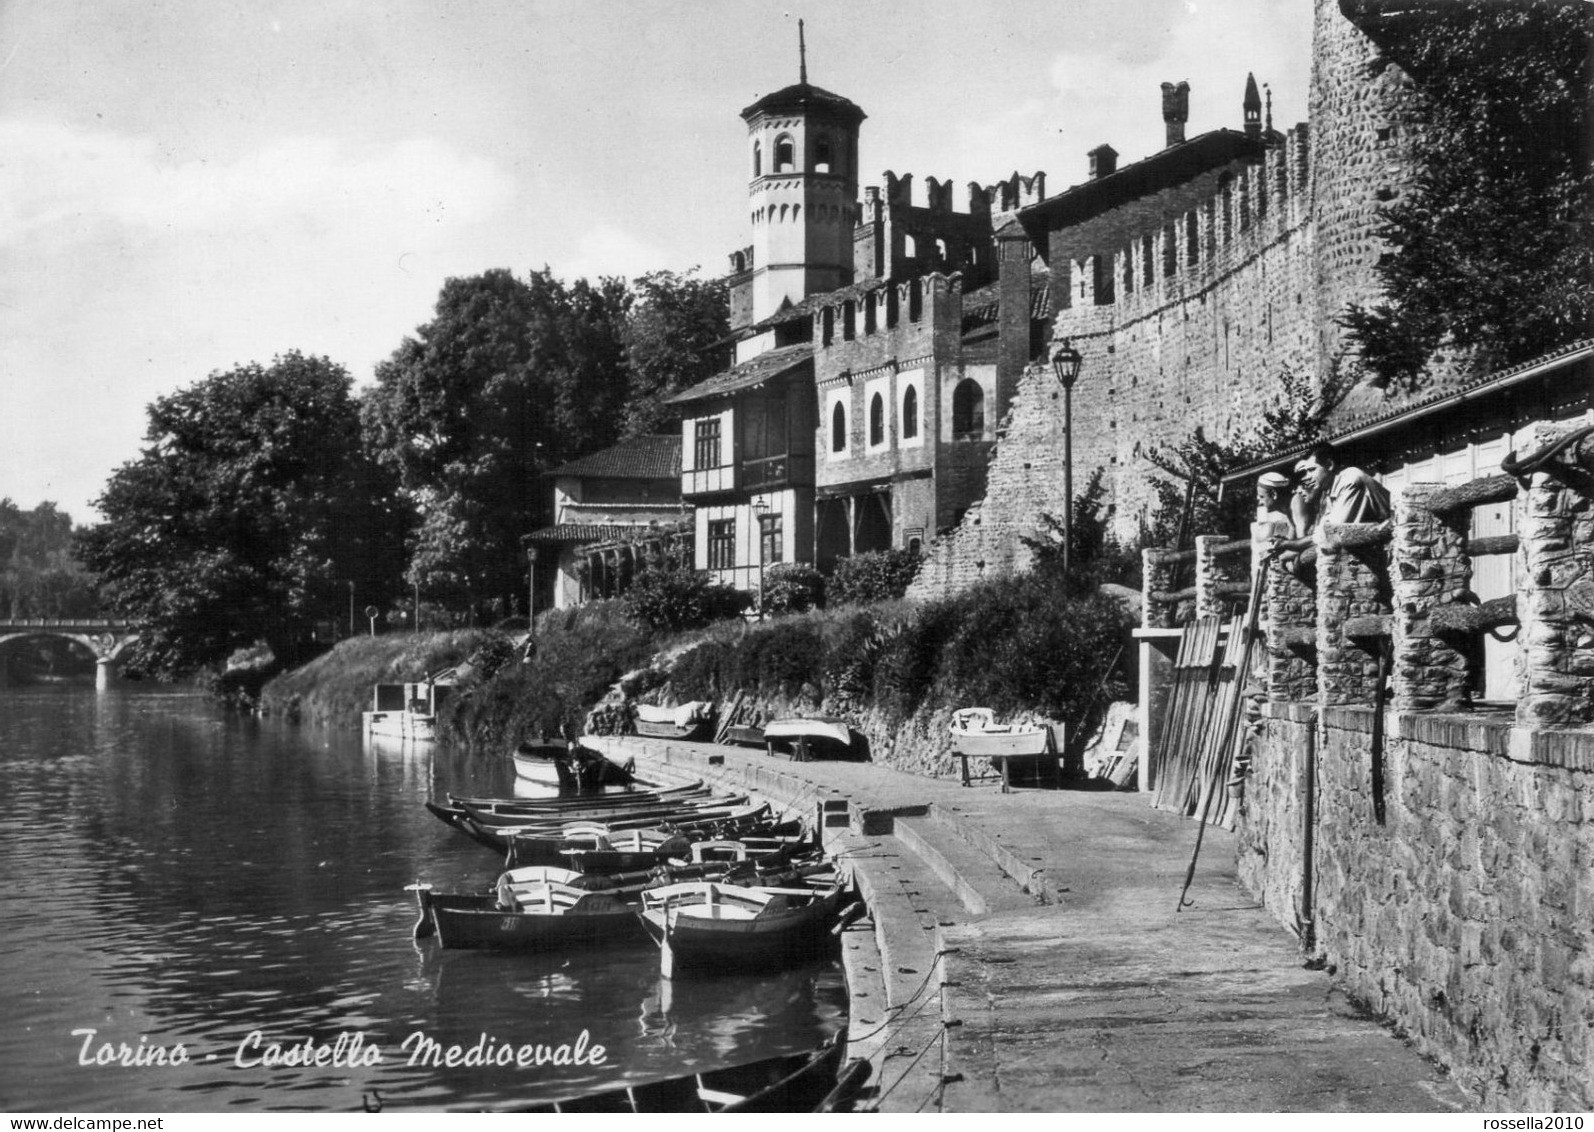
[1391,483,1473,710]
[1142,547,1177,629]
[1514,423,1594,728]
[1316,520,1392,706]
[1261,522,1316,703]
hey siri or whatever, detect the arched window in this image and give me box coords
[753,142,762,177]
[869,393,884,446]
[821,307,834,345]
[952,379,984,440]
[935,238,948,262]
[774,134,795,173]
[831,401,847,453]
[815,136,833,173]
[902,386,918,439]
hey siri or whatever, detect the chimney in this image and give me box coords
[1161,81,1190,147]
[1088,144,1118,180]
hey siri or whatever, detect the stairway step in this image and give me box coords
[894,815,1040,918]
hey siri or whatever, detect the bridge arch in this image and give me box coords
[0,620,140,690]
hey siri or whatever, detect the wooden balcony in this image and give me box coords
[743,452,814,492]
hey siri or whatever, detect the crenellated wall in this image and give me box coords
[909,128,1316,596]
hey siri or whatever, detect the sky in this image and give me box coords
[0,0,1311,522]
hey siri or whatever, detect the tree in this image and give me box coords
[1341,0,1594,388]
[77,353,409,679]
[1141,367,1344,541]
[0,500,99,619]
[361,268,632,616]
[618,269,730,439]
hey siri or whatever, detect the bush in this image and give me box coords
[621,566,748,633]
[827,549,921,607]
[761,562,825,616]
[442,600,655,747]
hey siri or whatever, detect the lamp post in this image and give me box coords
[1051,339,1084,581]
[346,580,355,638]
[752,496,769,621]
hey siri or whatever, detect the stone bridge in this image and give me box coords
[0,619,139,690]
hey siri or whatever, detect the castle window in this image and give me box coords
[815,136,833,173]
[843,301,856,341]
[707,519,735,571]
[822,307,834,346]
[1205,198,1217,260]
[903,233,917,259]
[908,279,923,321]
[1163,224,1177,277]
[1093,253,1114,305]
[935,238,948,262]
[1142,234,1155,285]
[831,401,847,453]
[774,135,795,173]
[952,379,984,440]
[886,287,899,328]
[1122,247,1134,295]
[752,142,762,178]
[1186,211,1200,266]
[694,418,722,470]
[869,392,885,446]
[902,386,918,439]
[864,293,877,334]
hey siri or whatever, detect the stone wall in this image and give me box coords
[1238,705,1594,1110]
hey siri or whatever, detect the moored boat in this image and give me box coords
[639,873,848,979]
[410,877,649,951]
[525,1031,866,1113]
[363,672,455,741]
[513,741,635,791]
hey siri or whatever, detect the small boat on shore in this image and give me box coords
[640,873,848,979]
[761,717,853,759]
[948,707,1060,790]
[526,1031,866,1113]
[632,701,714,740]
[450,780,709,814]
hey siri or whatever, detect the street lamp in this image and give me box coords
[346,580,355,638]
[1051,339,1085,581]
[752,496,770,621]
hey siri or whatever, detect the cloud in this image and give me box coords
[557,223,671,283]
[0,119,516,246]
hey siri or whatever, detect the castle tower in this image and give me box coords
[739,24,865,325]
[1243,72,1263,137]
[1309,0,1418,382]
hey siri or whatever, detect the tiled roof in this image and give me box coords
[1016,129,1266,245]
[550,434,680,480]
[665,343,815,405]
[525,523,655,546]
[748,278,892,332]
[1220,337,1594,484]
[960,271,1052,329]
[741,81,866,125]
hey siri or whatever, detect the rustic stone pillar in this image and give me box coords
[1198,535,1243,621]
[1317,521,1392,706]
[1259,521,1315,702]
[1391,484,1473,710]
[1515,424,1594,727]
[1143,547,1176,630]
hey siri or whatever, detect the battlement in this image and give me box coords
[725,245,755,277]
[1052,122,1311,317]
[985,171,1047,213]
[813,271,965,353]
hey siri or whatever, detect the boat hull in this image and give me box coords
[949,729,1051,757]
[633,718,710,740]
[643,885,845,977]
[364,710,436,741]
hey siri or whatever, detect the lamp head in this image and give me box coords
[1051,339,1083,390]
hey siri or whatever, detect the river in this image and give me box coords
[0,684,846,1112]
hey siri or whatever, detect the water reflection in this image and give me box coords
[0,686,844,1112]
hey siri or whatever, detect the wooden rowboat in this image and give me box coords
[948,708,1061,791]
[450,780,709,814]
[526,1031,867,1113]
[512,742,635,790]
[410,878,649,951]
[640,875,848,979]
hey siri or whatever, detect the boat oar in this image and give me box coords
[1176,561,1267,912]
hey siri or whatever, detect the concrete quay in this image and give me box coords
[588,734,1475,1114]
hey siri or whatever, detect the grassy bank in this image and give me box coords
[262,571,1135,776]
[258,629,500,728]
